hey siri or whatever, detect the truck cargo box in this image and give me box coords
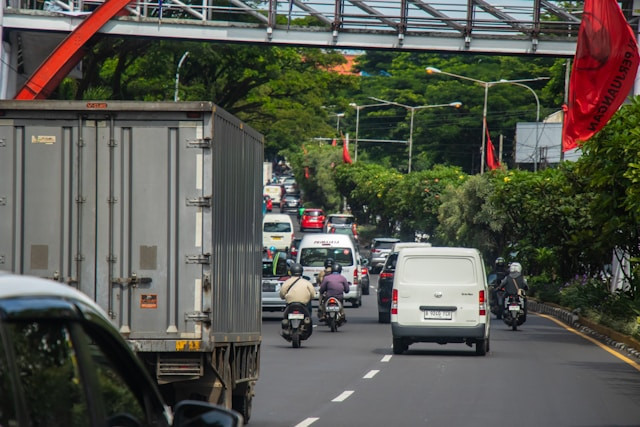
[0,100,262,419]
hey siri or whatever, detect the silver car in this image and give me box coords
[367,237,400,273]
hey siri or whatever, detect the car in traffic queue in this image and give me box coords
[377,242,432,323]
[359,264,370,295]
[328,224,359,246]
[296,233,362,307]
[280,193,301,213]
[0,272,243,427]
[289,237,302,260]
[261,252,290,312]
[263,213,295,252]
[264,184,285,205]
[300,208,326,232]
[323,213,356,234]
[282,177,299,194]
[367,237,400,273]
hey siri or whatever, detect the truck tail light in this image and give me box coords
[391,289,398,315]
[479,290,486,316]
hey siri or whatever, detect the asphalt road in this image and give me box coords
[252,273,640,427]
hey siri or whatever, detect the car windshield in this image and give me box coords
[262,258,288,277]
[332,228,354,236]
[263,222,291,232]
[300,248,354,267]
[374,241,396,249]
[305,211,323,217]
[330,216,353,225]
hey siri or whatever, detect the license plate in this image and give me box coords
[424,310,452,320]
[326,305,340,312]
[288,313,305,319]
[271,236,282,240]
[509,305,520,312]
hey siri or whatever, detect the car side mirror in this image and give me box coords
[172,401,243,427]
[361,259,369,266]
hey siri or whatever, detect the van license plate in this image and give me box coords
[424,310,452,320]
[272,236,282,240]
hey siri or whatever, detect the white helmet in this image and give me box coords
[509,262,522,274]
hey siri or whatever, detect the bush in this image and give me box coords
[527,273,561,304]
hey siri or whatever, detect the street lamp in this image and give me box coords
[426,67,549,174]
[348,101,389,162]
[174,51,190,102]
[369,97,462,173]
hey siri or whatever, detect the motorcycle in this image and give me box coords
[321,296,345,332]
[280,302,312,348]
[490,285,506,319]
[502,292,526,331]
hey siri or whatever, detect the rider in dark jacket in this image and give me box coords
[318,263,350,321]
[500,262,529,320]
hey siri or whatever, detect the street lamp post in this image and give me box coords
[174,51,190,102]
[348,102,388,162]
[426,67,549,174]
[369,97,462,173]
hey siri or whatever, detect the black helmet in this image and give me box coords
[495,257,506,268]
[331,263,342,274]
[289,263,303,276]
[324,258,335,269]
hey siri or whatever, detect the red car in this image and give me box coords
[300,209,325,232]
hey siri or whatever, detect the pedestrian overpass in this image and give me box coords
[0,0,611,99]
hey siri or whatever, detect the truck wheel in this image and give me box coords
[232,394,252,423]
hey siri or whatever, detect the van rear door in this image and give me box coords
[395,254,481,327]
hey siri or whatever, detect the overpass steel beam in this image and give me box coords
[1,12,578,56]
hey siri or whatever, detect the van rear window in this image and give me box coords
[264,222,291,232]
[401,257,475,285]
[299,248,354,267]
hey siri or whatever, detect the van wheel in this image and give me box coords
[475,338,488,356]
[378,312,390,324]
[392,338,406,355]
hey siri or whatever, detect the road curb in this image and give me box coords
[528,300,640,361]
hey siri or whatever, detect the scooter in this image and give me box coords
[321,296,345,332]
[280,302,312,348]
[502,293,526,331]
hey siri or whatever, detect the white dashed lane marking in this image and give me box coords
[295,418,319,427]
[381,355,392,362]
[332,390,354,402]
[363,370,379,379]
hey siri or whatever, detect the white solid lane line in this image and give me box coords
[363,370,379,379]
[332,390,354,402]
[294,418,319,427]
[381,355,392,362]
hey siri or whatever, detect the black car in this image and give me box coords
[377,252,399,323]
[0,272,243,427]
[280,193,301,212]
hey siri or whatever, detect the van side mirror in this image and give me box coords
[361,259,369,266]
[172,400,243,427]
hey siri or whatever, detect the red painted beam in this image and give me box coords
[15,0,133,100]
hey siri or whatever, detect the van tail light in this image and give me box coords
[379,272,393,280]
[479,290,486,316]
[391,289,398,315]
[353,268,358,284]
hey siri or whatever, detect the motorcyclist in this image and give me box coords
[316,257,335,287]
[500,262,529,319]
[279,263,316,330]
[490,257,509,314]
[318,263,350,322]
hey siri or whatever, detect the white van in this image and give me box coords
[296,233,362,307]
[391,242,432,251]
[264,184,284,204]
[262,213,294,251]
[391,246,490,356]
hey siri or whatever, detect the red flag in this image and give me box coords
[562,0,640,151]
[485,119,500,171]
[331,138,337,147]
[304,166,309,179]
[342,134,353,164]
